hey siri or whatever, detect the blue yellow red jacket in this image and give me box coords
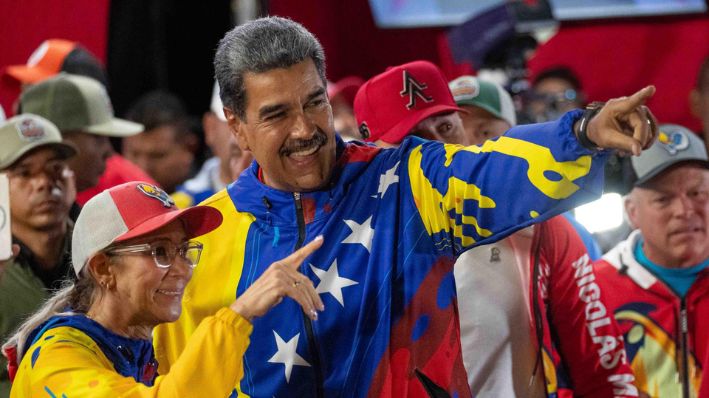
[154,110,608,398]
[595,230,709,398]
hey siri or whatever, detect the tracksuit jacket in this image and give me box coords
[456,216,637,397]
[8,308,252,397]
[154,111,608,398]
[595,230,709,398]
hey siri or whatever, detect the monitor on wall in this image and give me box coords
[368,0,707,28]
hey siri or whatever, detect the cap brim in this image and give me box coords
[114,205,223,243]
[0,141,77,170]
[374,104,463,145]
[456,100,502,121]
[5,65,54,84]
[635,158,709,186]
[84,118,144,137]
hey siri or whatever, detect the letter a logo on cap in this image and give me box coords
[400,70,433,110]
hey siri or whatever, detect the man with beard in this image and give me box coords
[0,114,77,396]
[154,17,657,397]
[594,124,709,398]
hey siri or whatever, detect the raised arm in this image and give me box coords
[404,87,658,254]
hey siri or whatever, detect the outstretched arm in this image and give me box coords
[405,87,658,254]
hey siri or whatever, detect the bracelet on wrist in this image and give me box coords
[575,101,605,151]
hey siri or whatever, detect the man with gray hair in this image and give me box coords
[594,124,709,398]
[155,16,657,397]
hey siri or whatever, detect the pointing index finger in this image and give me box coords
[283,236,324,270]
[609,85,655,114]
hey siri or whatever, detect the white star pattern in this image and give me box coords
[310,260,359,307]
[377,161,399,198]
[341,216,375,253]
[267,331,310,383]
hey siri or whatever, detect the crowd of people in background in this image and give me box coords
[0,15,707,398]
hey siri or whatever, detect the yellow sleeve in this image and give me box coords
[154,190,252,376]
[11,308,252,398]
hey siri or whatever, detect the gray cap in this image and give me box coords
[0,114,77,169]
[632,123,709,186]
[19,73,143,137]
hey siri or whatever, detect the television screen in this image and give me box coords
[368,0,707,28]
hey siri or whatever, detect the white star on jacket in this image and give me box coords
[377,161,399,198]
[341,216,374,253]
[268,331,310,383]
[310,260,359,307]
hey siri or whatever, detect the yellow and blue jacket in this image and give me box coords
[11,308,251,397]
[154,110,608,398]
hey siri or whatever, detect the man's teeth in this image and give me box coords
[290,145,319,157]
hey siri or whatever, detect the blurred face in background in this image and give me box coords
[122,125,195,193]
[331,97,359,141]
[527,77,582,123]
[690,70,709,149]
[458,105,511,146]
[62,131,113,191]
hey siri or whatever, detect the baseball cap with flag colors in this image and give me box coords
[71,182,223,276]
[354,60,462,144]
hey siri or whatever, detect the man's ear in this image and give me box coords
[224,107,250,152]
[624,194,638,230]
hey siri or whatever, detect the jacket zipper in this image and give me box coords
[679,299,689,398]
[294,192,325,398]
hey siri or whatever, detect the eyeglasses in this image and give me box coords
[106,240,204,269]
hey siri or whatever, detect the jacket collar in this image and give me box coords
[603,229,658,290]
[24,313,157,385]
[226,136,381,227]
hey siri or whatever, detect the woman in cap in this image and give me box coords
[3,181,323,397]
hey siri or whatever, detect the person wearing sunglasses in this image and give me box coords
[3,181,324,397]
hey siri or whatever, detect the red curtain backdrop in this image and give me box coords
[0,0,110,116]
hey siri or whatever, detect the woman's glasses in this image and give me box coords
[106,240,203,269]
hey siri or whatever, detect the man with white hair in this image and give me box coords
[595,124,709,398]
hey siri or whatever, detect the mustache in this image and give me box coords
[280,129,328,156]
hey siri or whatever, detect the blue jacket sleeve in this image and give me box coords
[403,110,608,254]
